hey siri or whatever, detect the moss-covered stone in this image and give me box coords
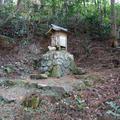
[74,74,104,90]
[72,66,86,75]
[22,93,41,109]
[0,96,15,104]
[49,65,63,78]
[69,60,77,73]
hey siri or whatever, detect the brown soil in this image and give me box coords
[0,36,120,120]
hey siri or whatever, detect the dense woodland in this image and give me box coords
[0,0,120,40]
[0,0,120,120]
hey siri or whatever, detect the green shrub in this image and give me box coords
[0,0,119,41]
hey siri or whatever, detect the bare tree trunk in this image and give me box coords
[63,0,68,15]
[0,0,4,5]
[83,0,86,14]
[51,0,56,15]
[111,0,119,47]
[103,0,107,17]
[16,0,22,10]
[97,0,102,24]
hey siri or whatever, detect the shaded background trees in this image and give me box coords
[0,0,120,42]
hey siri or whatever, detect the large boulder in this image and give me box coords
[39,51,76,77]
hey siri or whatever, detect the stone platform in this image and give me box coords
[39,51,76,77]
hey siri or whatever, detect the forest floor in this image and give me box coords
[0,36,120,120]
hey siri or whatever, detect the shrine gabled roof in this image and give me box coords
[46,24,68,34]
